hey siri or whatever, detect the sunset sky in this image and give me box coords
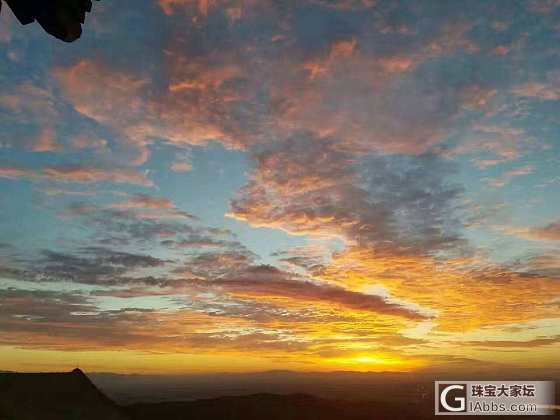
[0,0,559,374]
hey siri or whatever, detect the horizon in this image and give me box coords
[1,0,560,378]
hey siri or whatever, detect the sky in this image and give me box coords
[0,0,559,375]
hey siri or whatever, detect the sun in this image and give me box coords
[324,353,423,372]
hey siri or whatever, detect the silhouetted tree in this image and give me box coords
[0,0,99,42]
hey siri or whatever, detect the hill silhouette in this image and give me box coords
[126,393,429,420]
[0,368,128,420]
[0,370,554,420]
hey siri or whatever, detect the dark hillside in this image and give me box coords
[0,368,129,420]
[0,370,552,420]
[126,393,427,420]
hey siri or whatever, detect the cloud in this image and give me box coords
[513,81,560,101]
[274,244,331,272]
[486,165,534,188]
[159,0,209,16]
[111,194,175,210]
[0,165,153,186]
[309,0,376,11]
[445,125,528,168]
[0,287,314,352]
[0,288,97,325]
[2,0,560,370]
[170,151,193,172]
[106,194,197,221]
[170,161,193,172]
[52,56,248,165]
[526,0,560,14]
[179,250,257,279]
[43,166,153,186]
[458,335,560,348]
[0,167,28,179]
[60,202,99,218]
[32,248,169,285]
[0,83,65,152]
[30,127,60,152]
[229,134,464,257]
[52,59,153,165]
[209,265,430,320]
[512,71,560,101]
[319,247,560,333]
[49,7,489,169]
[275,42,481,155]
[57,201,203,246]
[70,134,108,150]
[161,238,234,249]
[502,221,560,242]
[520,253,560,278]
[41,187,101,197]
[0,253,427,356]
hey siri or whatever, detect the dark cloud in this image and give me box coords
[200,264,430,320]
[180,249,257,279]
[230,134,465,257]
[0,288,99,333]
[32,248,169,285]
[161,237,236,250]
[63,204,201,245]
[0,286,352,353]
[460,336,560,348]
[508,252,560,279]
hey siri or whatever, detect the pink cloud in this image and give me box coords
[31,127,60,152]
[532,226,560,241]
[111,194,175,210]
[0,165,153,187]
[513,81,560,101]
[0,167,28,179]
[486,165,534,188]
[445,125,528,168]
[43,167,153,186]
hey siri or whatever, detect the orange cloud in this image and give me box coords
[320,247,560,333]
[500,221,560,242]
[43,167,153,186]
[111,194,175,210]
[52,15,486,166]
[529,222,560,241]
[53,59,152,165]
[0,165,153,187]
[0,167,29,180]
[159,0,209,16]
[513,81,560,100]
[278,33,479,155]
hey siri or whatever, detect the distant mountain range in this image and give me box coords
[127,393,428,420]
[0,369,556,420]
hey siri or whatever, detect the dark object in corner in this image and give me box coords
[0,0,99,42]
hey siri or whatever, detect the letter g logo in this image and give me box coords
[440,384,466,412]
